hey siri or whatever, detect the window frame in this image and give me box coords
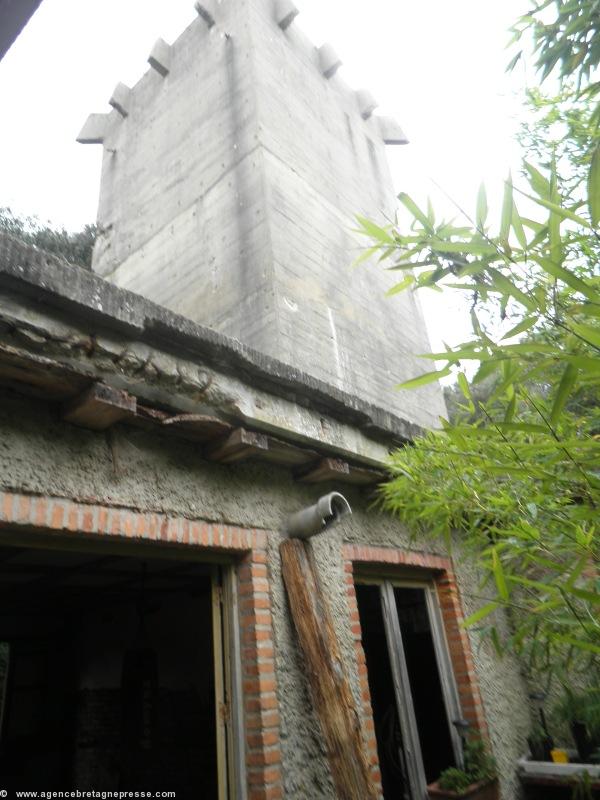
[355,574,464,799]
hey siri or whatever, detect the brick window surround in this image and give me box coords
[343,543,488,793]
[0,490,282,800]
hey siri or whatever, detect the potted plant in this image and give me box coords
[554,689,600,763]
[527,722,555,762]
[427,736,498,799]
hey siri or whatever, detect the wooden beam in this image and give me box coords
[161,412,232,442]
[63,382,136,430]
[280,539,378,800]
[0,342,89,400]
[339,464,384,486]
[260,436,318,468]
[296,457,384,486]
[204,428,268,464]
[295,457,349,483]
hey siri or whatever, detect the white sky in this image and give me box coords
[0,0,529,351]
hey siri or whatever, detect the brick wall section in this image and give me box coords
[239,551,282,800]
[342,543,488,788]
[0,489,283,800]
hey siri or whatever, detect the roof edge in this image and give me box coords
[0,232,424,445]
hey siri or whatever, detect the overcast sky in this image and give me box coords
[0,0,528,350]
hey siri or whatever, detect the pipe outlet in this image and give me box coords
[285,492,352,540]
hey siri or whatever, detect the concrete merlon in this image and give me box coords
[109,82,132,118]
[376,116,409,145]
[148,38,171,77]
[76,113,110,145]
[356,89,378,120]
[318,43,342,79]
[194,0,216,27]
[275,0,299,30]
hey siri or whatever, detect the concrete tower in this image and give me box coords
[78,0,445,429]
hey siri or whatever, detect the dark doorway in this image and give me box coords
[355,579,460,800]
[356,584,411,799]
[393,586,456,784]
[0,544,222,798]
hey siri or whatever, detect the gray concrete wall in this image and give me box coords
[0,388,530,798]
[94,10,276,344]
[88,0,446,429]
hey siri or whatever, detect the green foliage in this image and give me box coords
[438,768,473,793]
[510,1,600,91]
[0,207,96,268]
[357,2,600,678]
[553,687,600,735]
[463,736,497,784]
[528,721,550,744]
[437,736,496,793]
[572,771,595,800]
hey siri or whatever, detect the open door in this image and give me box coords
[356,578,463,800]
[0,542,244,799]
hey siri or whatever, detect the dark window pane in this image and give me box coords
[356,584,411,800]
[393,587,455,784]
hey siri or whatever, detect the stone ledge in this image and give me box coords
[0,232,424,445]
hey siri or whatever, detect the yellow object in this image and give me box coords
[551,749,569,763]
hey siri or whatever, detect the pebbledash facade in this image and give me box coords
[0,2,532,799]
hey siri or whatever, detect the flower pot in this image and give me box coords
[427,778,499,800]
[571,721,594,762]
[527,735,554,762]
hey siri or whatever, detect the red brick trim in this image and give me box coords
[0,489,267,550]
[239,551,282,800]
[342,543,488,787]
[0,489,282,800]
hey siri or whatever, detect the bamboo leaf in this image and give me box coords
[504,393,517,423]
[501,342,558,354]
[553,636,600,655]
[352,245,380,267]
[500,173,513,242]
[550,363,579,424]
[431,241,498,256]
[501,316,539,340]
[549,159,562,264]
[571,322,600,349]
[497,423,547,433]
[564,555,590,590]
[569,587,600,605]
[492,548,509,601]
[355,215,395,245]
[476,183,488,229]
[533,257,600,302]
[395,367,451,390]
[473,360,503,383]
[487,267,538,312]
[564,355,600,373]
[457,371,472,400]
[397,193,435,233]
[512,203,528,249]
[386,275,415,296]
[588,141,600,226]
[524,161,551,199]
[462,601,500,627]
[519,191,591,228]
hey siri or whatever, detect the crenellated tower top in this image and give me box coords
[77,0,444,428]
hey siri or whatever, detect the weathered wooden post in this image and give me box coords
[280,537,378,800]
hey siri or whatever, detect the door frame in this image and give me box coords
[0,530,246,800]
[355,574,463,800]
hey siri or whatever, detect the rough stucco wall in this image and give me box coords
[0,388,529,798]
